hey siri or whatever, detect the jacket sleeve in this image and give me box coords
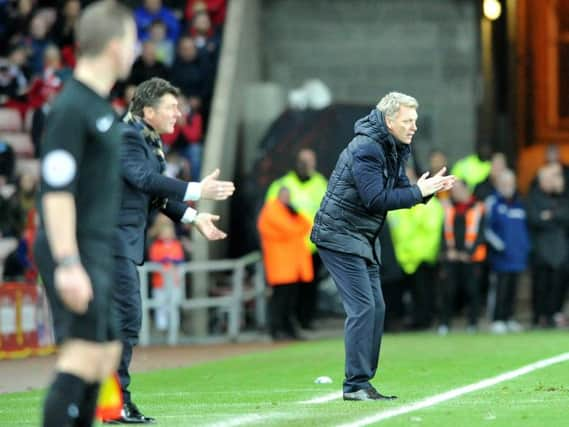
[161,199,188,223]
[396,161,433,203]
[526,188,561,230]
[484,195,505,251]
[121,127,188,201]
[351,143,423,213]
[466,207,486,256]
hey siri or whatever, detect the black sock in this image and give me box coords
[43,372,87,427]
[74,382,100,427]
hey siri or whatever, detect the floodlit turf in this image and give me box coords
[0,331,567,426]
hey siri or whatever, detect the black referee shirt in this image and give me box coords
[38,78,122,250]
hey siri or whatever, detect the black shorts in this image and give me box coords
[34,234,119,344]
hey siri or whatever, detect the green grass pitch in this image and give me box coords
[0,330,567,426]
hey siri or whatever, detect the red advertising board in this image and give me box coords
[0,283,55,359]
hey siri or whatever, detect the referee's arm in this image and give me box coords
[40,106,85,262]
[39,104,92,313]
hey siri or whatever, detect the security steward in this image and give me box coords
[109,77,234,424]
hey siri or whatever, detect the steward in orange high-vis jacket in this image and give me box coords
[439,179,487,333]
[257,187,314,340]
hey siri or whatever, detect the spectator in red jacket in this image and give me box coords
[188,9,220,65]
[185,0,226,29]
[27,44,68,110]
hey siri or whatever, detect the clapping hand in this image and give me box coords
[417,167,456,197]
[200,169,235,200]
[194,213,227,240]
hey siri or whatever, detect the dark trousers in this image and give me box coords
[409,263,437,329]
[489,271,519,321]
[269,283,300,338]
[440,261,481,327]
[319,247,385,393]
[296,253,322,328]
[113,256,142,405]
[532,264,564,326]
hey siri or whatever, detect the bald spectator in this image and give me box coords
[485,169,530,334]
[527,163,569,328]
[474,152,508,201]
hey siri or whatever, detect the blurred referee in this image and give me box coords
[33,1,136,426]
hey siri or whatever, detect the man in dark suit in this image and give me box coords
[311,92,455,401]
[110,77,234,424]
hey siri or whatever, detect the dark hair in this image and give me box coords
[76,0,133,58]
[129,77,181,117]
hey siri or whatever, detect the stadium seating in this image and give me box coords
[0,108,23,132]
[0,132,34,158]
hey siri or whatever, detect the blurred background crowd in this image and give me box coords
[0,0,225,295]
[0,0,568,343]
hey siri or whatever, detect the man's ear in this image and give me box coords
[142,105,154,121]
[384,115,393,130]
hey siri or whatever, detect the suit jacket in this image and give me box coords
[113,120,189,264]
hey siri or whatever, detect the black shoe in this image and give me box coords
[104,402,156,424]
[343,387,398,401]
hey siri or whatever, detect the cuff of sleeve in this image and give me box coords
[411,184,423,201]
[184,182,202,201]
[181,207,198,224]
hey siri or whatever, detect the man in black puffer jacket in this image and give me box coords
[311,92,455,401]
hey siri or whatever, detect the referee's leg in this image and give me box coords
[36,238,121,427]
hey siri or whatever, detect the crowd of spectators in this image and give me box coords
[382,145,569,334]
[0,0,226,288]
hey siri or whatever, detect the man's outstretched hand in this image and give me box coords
[200,169,235,200]
[194,213,227,240]
[417,166,456,197]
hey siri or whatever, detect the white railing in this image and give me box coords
[137,252,266,346]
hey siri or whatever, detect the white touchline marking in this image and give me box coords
[302,391,343,404]
[336,352,569,427]
[206,413,278,427]
[202,352,569,426]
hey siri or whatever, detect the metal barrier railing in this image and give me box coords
[137,251,266,346]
